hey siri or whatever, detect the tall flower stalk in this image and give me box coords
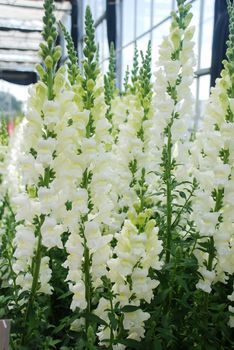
[94,43,163,349]
[60,7,114,346]
[10,0,65,345]
[148,0,196,262]
[190,0,234,328]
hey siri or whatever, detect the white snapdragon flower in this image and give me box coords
[190,48,234,299]
[13,225,36,275]
[11,67,69,295]
[41,217,64,250]
[70,281,87,311]
[96,215,162,347]
[39,256,53,295]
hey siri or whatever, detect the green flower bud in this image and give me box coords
[36,81,47,100]
[133,202,140,212]
[87,79,95,91]
[39,42,47,53]
[27,185,37,198]
[87,325,95,345]
[145,208,153,218]
[35,63,45,79]
[137,212,146,226]
[184,12,193,27]
[45,55,53,69]
[47,36,54,46]
[128,211,137,225]
[145,219,156,233]
[53,46,62,62]
[171,28,181,50]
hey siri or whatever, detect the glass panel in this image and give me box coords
[102,59,109,75]
[102,20,109,61]
[195,74,211,128]
[123,0,135,46]
[136,33,150,54]
[121,44,135,87]
[96,20,109,63]
[95,0,106,21]
[84,0,105,21]
[96,24,102,56]
[151,19,170,68]
[153,0,172,25]
[200,0,215,68]
[190,0,200,70]
[136,0,151,37]
[199,74,211,102]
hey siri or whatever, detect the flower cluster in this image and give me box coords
[3,0,234,348]
[190,1,234,320]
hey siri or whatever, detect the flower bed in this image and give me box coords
[0,0,233,349]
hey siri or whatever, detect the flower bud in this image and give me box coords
[87,325,95,345]
[27,185,37,198]
[53,46,62,62]
[87,79,95,91]
[145,219,156,233]
[35,64,45,80]
[171,28,181,50]
[47,36,54,46]
[138,213,146,226]
[45,55,53,69]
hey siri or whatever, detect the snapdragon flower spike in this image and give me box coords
[11,0,66,323]
[95,43,163,348]
[0,117,9,189]
[104,42,118,127]
[108,46,141,146]
[7,119,27,197]
[111,44,153,228]
[190,1,234,306]
[59,21,81,86]
[147,0,196,263]
[0,117,13,291]
[59,7,115,334]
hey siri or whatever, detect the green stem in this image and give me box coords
[171,191,193,229]
[84,244,91,313]
[21,219,43,345]
[165,129,172,264]
[204,189,223,314]
[47,67,54,100]
[109,297,114,349]
[6,245,18,306]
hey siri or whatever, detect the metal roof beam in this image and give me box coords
[0,26,41,33]
[0,46,38,52]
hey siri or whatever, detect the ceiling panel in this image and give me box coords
[0,0,71,73]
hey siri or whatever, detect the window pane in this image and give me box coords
[190,0,200,70]
[121,44,135,87]
[200,0,215,68]
[123,0,135,46]
[151,19,170,68]
[199,74,211,102]
[153,0,172,25]
[136,33,150,53]
[83,0,105,22]
[102,59,109,75]
[136,0,151,37]
[96,20,109,62]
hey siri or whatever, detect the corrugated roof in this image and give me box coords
[0,0,71,72]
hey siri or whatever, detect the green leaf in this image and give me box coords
[118,339,142,349]
[121,305,139,313]
[84,313,108,327]
[108,312,118,330]
[153,339,163,350]
[179,191,187,199]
